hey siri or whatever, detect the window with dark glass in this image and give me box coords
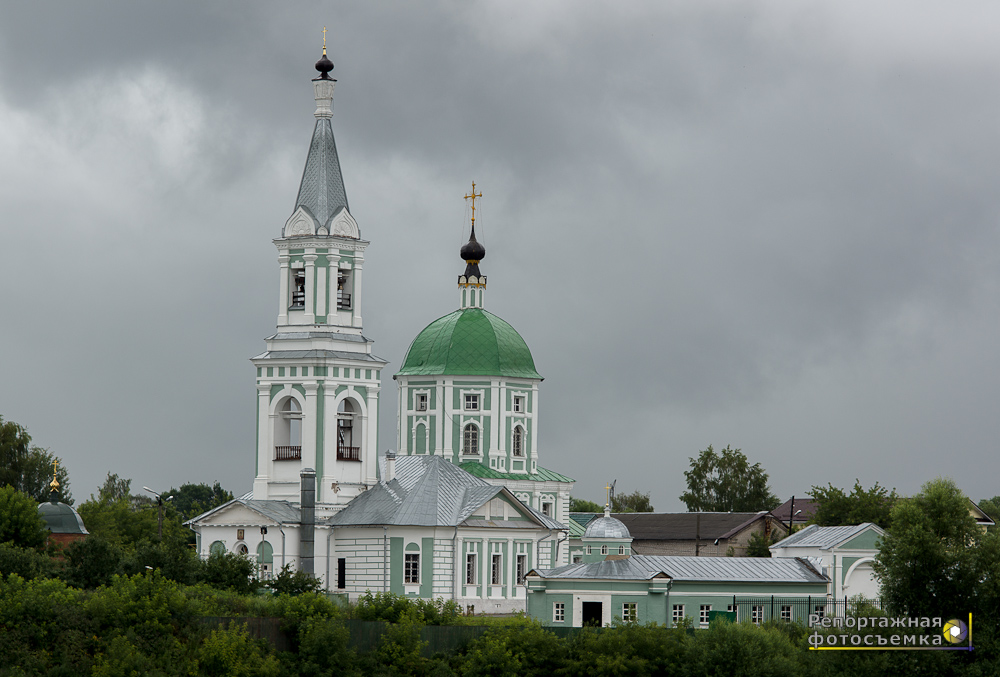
[405,554,420,584]
[512,426,524,457]
[491,554,502,585]
[466,553,476,584]
[463,424,479,455]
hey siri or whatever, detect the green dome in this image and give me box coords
[397,308,542,379]
[38,500,89,535]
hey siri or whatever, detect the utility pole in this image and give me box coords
[143,487,173,540]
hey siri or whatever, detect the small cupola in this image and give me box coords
[581,505,633,562]
[458,182,487,309]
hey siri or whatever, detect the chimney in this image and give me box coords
[385,450,396,483]
[300,468,316,576]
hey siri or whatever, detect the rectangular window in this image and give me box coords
[416,393,428,411]
[291,269,306,308]
[780,605,792,622]
[404,554,420,584]
[465,394,479,411]
[814,605,825,619]
[516,554,527,584]
[553,603,565,622]
[513,396,523,413]
[466,553,476,585]
[572,555,582,564]
[491,554,502,585]
[542,502,553,517]
[672,604,685,626]
[700,605,712,625]
[623,603,637,622]
[751,605,763,625]
[337,558,346,589]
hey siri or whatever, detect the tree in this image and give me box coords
[979,496,999,532]
[164,481,234,521]
[611,490,654,513]
[874,478,1000,619]
[0,416,71,504]
[809,480,897,529]
[569,497,603,513]
[680,445,780,513]
[744,530,778,557]
[0,485,47,548]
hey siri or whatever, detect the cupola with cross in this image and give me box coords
[251,40,386,511]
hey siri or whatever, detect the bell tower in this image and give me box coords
[251,47,386,512]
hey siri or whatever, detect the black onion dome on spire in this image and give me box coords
[314,51,334,80]
[460,226,486,278]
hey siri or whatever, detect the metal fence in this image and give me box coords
[732,596,885,625]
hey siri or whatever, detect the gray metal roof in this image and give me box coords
[295,117,351,234]
[608,512,773,541]
[770,523,883,550]
[584,513,631,539]
[534,555,827,583]
[184,497,300,526]
[328,455,565,530]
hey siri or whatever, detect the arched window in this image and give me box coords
[463,424,479,455]
[275,397,302,461]
[601,545,608,555]
[512,426,524,457]
[619,545,625,555]
[237,543,249,555]
[209,541,226,556]
[338,399,360,461]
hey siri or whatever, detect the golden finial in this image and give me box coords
[49,459,60,491]
[323,26,328,56]
[605,483,611,508]
[464,181,483,229]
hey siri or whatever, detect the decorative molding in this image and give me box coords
[283,207,316,237]
[274,238,369,252]
[330,209,360,239]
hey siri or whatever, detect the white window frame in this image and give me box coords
[513,395,524,413]
[466,553,477,585]
[751,605,764,625]
[512,425,525,457]
[516,554,527,584]
[672,604,685,626]
[415,392,428,412]
[465,393,480,411]
[462,423,480,455]
[781,605,792,622]
[700,604,712,626]
[404,553,420,584]
[622,602,637,622]
[600,544,608,555]
[618,544,625,555]
[491,553,502,585]
[553,602,565,622]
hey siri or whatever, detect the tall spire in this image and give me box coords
[458,182,487,309]
[290,41,352,236]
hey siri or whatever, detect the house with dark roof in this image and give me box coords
[568,511,788,561]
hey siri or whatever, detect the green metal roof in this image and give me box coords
[459,462,574,483]
[396,308,542,379]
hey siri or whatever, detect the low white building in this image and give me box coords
[769,523,884,600]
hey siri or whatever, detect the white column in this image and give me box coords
[454,536,464,600]
[366,386,380,484]
[436,381,445,456]
[316,265,327,321]
[396,381,403,453]
[277,255,290,326]
[254,383,272,499]
[303,254,317,324]
[507,537,515,599]
[491,379,501,457]
[352,254,364,328]
[303,383,319,471]
[443,380,452,457]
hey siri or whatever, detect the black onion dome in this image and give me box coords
[460,226,486,262]
[314,52,334,79]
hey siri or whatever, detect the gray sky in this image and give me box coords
[2,2,998,510]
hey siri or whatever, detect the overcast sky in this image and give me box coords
[2,2,999,510]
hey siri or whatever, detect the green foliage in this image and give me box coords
[569,497,603,513]
[165,481,234,521]
[77,480,190,550]
[685,619,803,676]
[810,480,897,529]
[201,550,260,595]
[744,529,778,557]
[611,490,654,513]
[679,445,780,513]
[353,591,462,625]
[267,563,322,596]
[197,622,282,677]
[0,415,73,504]
[295,616,358,677]
[874,477,1000,619]
[0,485,47,548]
[979,495,1000,532]
[0,542,59,581]
[62,535,123,589]
[119,539,202,585]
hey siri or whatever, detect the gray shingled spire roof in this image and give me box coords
[295,115,350,231]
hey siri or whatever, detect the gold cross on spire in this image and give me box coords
[605,483,611,508]
[464,181,483,229]
[50,459,60,490]
[322,26,328,55]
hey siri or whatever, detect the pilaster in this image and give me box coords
[277,255,290,325]
[303,254,317,324]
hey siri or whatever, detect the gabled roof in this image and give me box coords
[770,523,884,551]
[772,497,819,523]
[184,497,300,526]
[294,116,351,234]
[459,462,574,483]
[604,512,778,541]
[328,456,565,530]
[531,555,827,584]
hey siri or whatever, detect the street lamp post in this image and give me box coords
[143,486,174,540]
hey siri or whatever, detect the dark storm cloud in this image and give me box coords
[1,2,998,510]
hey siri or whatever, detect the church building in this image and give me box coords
[186,47,573,608]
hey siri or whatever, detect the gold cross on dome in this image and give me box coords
[322,26,328,55]
[464,181,483,228]
[605,483,611,507]
[50,459,60,490]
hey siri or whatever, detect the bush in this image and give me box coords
[353,591,461,625]
[266,563,322,596]
[0,542,59,581]
[62,535,123,589]
[200,550,260,595]
[0,485,47,548]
